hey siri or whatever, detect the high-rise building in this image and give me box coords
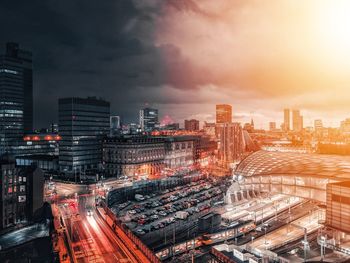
[110,115,121,135]
[58,97,110,179]
[184,119,199,131]
[0,43,33,155]
[139,107,158,132]
[216,104,232,124]
[283,109,290,131]
[269,122,276,131]
[292,109,303,132]
[216,123,244,167]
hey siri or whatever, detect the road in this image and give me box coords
[58,194,137,263]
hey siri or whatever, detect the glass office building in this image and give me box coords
[0,43,33,156]
[58,97,110,179]
[139,107,158,132]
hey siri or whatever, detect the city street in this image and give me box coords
[58,194,137,263]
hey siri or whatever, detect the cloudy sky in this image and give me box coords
[2,0,350,129]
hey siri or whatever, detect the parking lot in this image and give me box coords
[111,178,225,245]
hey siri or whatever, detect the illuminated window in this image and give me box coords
[18,196,26,202]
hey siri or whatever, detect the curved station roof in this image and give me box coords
[235,150,350,180]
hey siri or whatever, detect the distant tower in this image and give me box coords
[283,109,290,131]
[216,104,232,124]
[292,110,303,132]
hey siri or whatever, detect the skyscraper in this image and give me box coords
[139,107,158,132]
[283,109,290,131]
[216,104,232,124]
[292,109,303,132]
[216,122,244,167]
[58,97,110,180]
[0,43,33,155]
[184,119,199,131]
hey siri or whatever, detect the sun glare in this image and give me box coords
[314,1,350,63]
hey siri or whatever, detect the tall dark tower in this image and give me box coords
[0,43,33,155]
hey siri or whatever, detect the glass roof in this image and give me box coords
[235,150,350,179]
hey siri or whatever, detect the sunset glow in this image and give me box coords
[154,0,350,127]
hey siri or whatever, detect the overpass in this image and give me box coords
[232,150,350,203]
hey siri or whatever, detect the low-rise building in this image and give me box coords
[0,159,44,230]
[103,135,165,179]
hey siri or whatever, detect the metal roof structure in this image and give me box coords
[235,150,350,180]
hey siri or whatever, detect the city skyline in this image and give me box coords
[3,2,350,262]
[2,1,350,129]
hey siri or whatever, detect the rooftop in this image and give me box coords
[235,150,350,180]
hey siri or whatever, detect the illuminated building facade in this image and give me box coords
[0,43,33,155]
[17,133,60,156]
[184,119,199,131]
[216,104,232,124]
[103,135,165,179]
[164,136,195,169]
[58,97,110,178]
[235,150,350,202]
[139,107,158,132]
[0,159,44,230]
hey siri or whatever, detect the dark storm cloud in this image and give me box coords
[0,0,193,128]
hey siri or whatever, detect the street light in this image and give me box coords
[320,235,326,260]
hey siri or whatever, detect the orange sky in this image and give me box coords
[154,0,350,128]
